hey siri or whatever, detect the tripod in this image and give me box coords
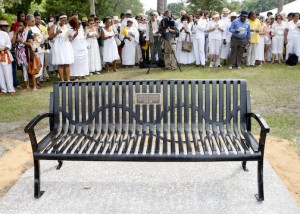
[147,39,182,74]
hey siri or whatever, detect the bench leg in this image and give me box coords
[34,160,44,198]
[56,160,63,170]
[242,161,248,171]
[255,160,264,202]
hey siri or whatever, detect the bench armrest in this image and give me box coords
[24,113,54,133]
[247,113,270,154]
[247,113,270,133]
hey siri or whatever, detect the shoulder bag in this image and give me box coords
[182,33,193,52]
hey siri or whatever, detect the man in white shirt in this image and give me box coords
[192,10,207,67]
[146,12,163,64]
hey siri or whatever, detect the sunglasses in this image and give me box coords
[276,18,281,20]
[89,22,94,24]
[151,14,155,16]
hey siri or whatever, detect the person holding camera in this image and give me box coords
[160,10,179,70]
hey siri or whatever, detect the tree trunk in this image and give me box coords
[277,0,284,14]
[89,0,96,15]
[157,0,165,14]
[164,0,168,11]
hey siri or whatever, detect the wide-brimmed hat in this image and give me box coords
[125,10,132,14]
[222,8,231,14]
[230,12,238,17]
[0,20,9,26]
[240,10,249,17]
[113,16,119,21]
[82,17,88,22]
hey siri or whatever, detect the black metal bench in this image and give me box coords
[24,80,270,200]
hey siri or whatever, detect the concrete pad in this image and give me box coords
[0,161,299,214]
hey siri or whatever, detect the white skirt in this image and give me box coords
[87,38,102,72]
[103,37,119,63]
[176,41,195,64]
[220,42,230,60]
[256,36,265,61]
[52,39,74,65]
[70,38,89,77]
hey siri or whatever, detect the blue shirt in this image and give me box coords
[229,18,251,42]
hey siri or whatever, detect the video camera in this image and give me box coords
[161,16,177,40]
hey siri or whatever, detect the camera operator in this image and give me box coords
[160,10,179,70]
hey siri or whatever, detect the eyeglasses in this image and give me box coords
[276,18,281,20]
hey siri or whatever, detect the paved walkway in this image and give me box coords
[0,160,299,213]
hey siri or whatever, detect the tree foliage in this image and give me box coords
[242,0,294,13]
[96,0,144,19]
[3,0,43,14]
[167,2,190,17]
[44,0,89,18]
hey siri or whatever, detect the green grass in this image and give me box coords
[1,64,300,154]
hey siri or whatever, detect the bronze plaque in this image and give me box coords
[136,93,161,105]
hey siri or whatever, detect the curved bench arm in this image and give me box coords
[24,113,54,152]
[24,113,54,133]
[247,113,270,154]
[247,113,270,133]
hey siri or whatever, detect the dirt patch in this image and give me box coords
[0,138,32,197]
[0,136,299,205]
[265,137,300,205]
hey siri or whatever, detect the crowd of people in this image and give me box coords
[0,8,300,94]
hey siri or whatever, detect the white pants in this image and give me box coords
[247,43,258,66]
[193,37,205,65]
[0,63,15,93]
[35,52,44,78]
[209,39,221,55]
[272,35,284,54]
[220,42,231,60]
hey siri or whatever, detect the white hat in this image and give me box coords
[229,12,238,17]
[125,9,132,14]
[127,18,134,23]
[0,20,9,26]
[113,16,118,20]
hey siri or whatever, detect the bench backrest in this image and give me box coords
[51,80,249,135]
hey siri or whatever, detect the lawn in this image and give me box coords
[1,64,299,154]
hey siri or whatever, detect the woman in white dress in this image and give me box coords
[85,18,102,75]
[271,14,286,64]
[48,14,74,81]
[0,20,15,95]
[26,14,48,86]
[206,13,224,67]
[284,13,300,61]
[119,19,139,67]
[100,17,120,71]
[264,18,272,62]
[68,17,89,80]
[255,16,266,66]
[176,15,195,65]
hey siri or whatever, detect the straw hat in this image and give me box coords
[222,8,231,14]
[0,20,9,26]
[82,17,88,22]
[125,10,132,14]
